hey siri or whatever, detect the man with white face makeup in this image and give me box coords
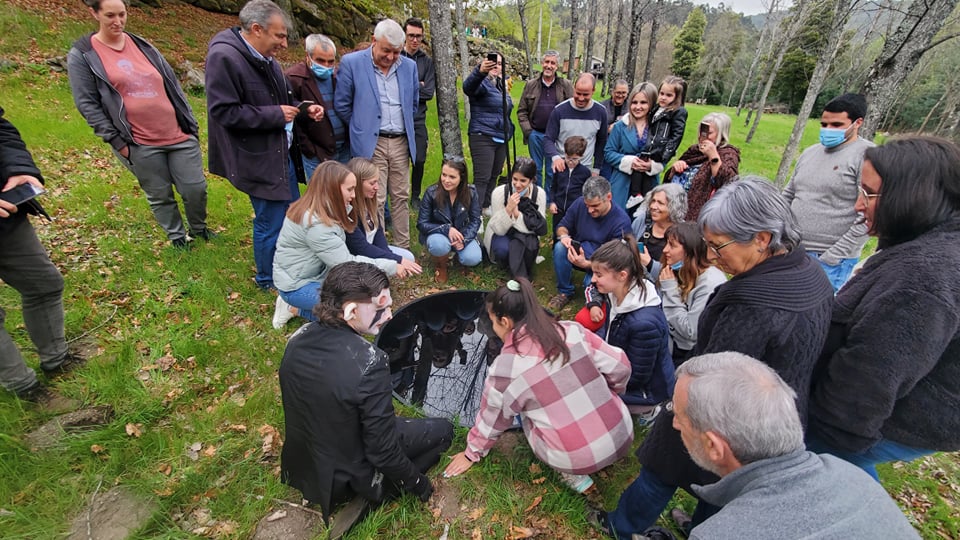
[279,262,453,533]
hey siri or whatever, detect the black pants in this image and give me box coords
[469,133,506,209]
[411,120,428,199]
[395,416,454,475]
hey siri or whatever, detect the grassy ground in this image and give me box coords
[0,1,955,538]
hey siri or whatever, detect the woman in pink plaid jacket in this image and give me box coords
[443,278,634,493]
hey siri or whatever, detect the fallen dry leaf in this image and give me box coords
[507,525,537,539]
[202,445,217,457]
[471,527,482,540]
[226,424,247,433]
[523,496,542,513]
[90,444,105,454]
[467,507,485,521]
[125,423,143,438]
[158,463,172,476]
[186,441,202,461]
[528,463,542,475]
[531,477,546,485]
[258,424,283,460]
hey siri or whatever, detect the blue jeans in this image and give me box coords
[807,252,858,293]
[425,234,482,266]
[389,245,415,261]
[249,160,301,289]
[806,432,934,482]
[528,130,552,203]
[608,468,675,536]
[278,281,319,322]
[552,241,593,296]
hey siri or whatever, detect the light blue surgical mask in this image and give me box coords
[311,62,333,80]
[670,260,684,271]
[819,126,850,149]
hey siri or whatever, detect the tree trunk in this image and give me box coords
[602,0,615,94]
[518,0,535,78]
[643,0,661,82]
[537,0,543,58]
[610,0,627,83]
[625,0,646,87]
[736,0,779,116]
[584,0,598,78]
[774,0,858,188]
[567,0,581,78]
[428,0,464,158]
[746,1,815,143]
[453,0,470,122]
[860,0,960,140]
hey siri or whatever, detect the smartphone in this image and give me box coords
[298,100,315,114]
[486,52,498,62]
[570,240,582,252]
[0,183,45,206]
[637,241,645,253]
[639,151,652,161]
[699,122,710,138]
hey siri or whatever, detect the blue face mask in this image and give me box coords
[670,260,684,271]
[311,62,333,80]
[819,126,849,149]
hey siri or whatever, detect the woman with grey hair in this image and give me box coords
[630,182,686,278]
[594,177,834,539]
[664,111,740,221]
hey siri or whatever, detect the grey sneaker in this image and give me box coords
[41,352,86,378]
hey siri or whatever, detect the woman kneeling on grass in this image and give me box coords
[417,157,483,283]
[272,161,418,329]
[443,278,634,493]
[483,157,548,281]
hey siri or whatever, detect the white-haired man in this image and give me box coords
[335,19,419,249]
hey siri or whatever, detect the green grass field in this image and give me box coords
[0,1,954,538]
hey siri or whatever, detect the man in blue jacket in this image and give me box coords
[205,0,323,290]
[335,19,419,249]
[550,177,631,312]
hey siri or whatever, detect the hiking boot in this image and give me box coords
[17,383,80,412]
[272,295,297,329]
[548,293,571,312]
[42,352,86,378]
[192,228,219,241]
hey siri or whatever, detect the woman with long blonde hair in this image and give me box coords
[271,161,415,329]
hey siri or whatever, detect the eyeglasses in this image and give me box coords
[705,238,737,258]
[406,33,423,40]
[564,156,581,163]
[857,185,880,201]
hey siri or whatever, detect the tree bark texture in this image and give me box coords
[859,0,960,140]
[428,0,464,158]
[643,0,661,82]
[518,0,535,78]
[584,0,598,78]
[610,0,627,84]
[567,0,581,78]
[625,0,646,87]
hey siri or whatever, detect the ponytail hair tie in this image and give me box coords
[506,279,521,292]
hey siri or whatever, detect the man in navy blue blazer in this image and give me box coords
[335,19,419,249]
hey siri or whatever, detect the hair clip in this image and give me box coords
[506,280,521,292]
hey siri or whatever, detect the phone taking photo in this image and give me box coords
[570,240,582,252]
[699,122,710,138]
[486,52,498,62]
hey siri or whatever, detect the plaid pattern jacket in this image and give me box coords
[466,321,634,474]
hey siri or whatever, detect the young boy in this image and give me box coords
[549,136,591,241]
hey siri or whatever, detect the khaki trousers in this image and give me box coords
[373,136,411,248]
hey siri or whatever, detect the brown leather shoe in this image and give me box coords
[434,255,449,284]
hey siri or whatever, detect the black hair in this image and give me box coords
[404,17,424,30]
[864,136,960,248]
[512,157,537,181]
[313,262,390,325]
[486,279,570,364]
[823,93,867,122]
[590,235,647,301]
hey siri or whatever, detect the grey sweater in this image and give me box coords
[691,450,919,540]
[659,266,727,351]
[782,138,873,264]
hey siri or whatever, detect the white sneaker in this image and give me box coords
[272,295,296,329]
[626,194,644,209]
[559,472,594,493]
[535,255,545,264]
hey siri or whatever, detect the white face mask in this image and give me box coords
[343,288,393,336]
